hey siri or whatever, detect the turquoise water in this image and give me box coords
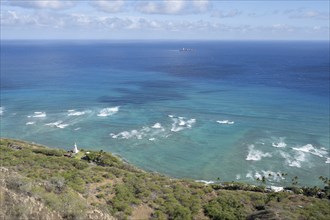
[1,40,329,186]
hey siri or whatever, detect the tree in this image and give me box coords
[292,176,299,187]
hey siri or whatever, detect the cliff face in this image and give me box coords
[0,138,329,220]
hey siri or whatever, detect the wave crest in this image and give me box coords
[246,145,272,161]
[216,120,234,125]
[0,107,4,116]
[292,144,328,158]
[29,112,46,118]
[97,107,119,117]
[170,116,196,132]
[68,110,87,116]
[272,137,287,148]
[45,121,69,129]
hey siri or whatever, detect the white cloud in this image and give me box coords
[91,0,125,13]
[1,8,328,40]
[164,0,186,14]
[8,0,75,10]
[136,1,160,14]
[192,0,210,13]
[271,23,295,32]
[212,9,242,18]
[136,0,210,15]
[284,8,329,20]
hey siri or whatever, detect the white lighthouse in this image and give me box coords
[73,143,79,154]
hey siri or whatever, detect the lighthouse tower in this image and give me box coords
[73,143,79,154]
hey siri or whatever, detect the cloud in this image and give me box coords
[7,0,75,10]
[136,0,210,14]
[136,0,185,14]
[2,8,328,40]
[270,23,296,32]
[91,0,125,13]
[1,10,63,28]
[0,9,219,32]
[284,8,329,20]
[212,9,242,18]
[192,0,210,13]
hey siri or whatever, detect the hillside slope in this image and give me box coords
[0,138,329,220]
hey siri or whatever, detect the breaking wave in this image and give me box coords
[246,145,272,161]
[272,137,287,148]
[196,180,215,185]
[246,170,285,182]
[110,122,166,140]
[170,116,196,132]
[68,109,87,116]
[97,106,119,117]
[216,120,234,125]
[45,121,69,129]
[28,112,46,118]
[110,115,196,141]
[279,150,306,168]
[292,144,328,158]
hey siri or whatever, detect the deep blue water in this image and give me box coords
[1,40,329,186]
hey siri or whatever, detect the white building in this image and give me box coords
[73,143,79,154]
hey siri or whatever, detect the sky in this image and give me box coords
[0,0,329,40]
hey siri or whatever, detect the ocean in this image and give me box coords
[1,40,329,186]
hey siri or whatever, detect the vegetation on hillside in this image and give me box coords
[0,138,329,220]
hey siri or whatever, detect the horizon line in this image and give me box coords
[1,38,329,42]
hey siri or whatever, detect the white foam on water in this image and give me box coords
[74,127,81,131]
[216,120,234,125]
[57,124,69,129]
[97,106,119,117]
[152,123,164,129]
[272,137,287,148]
[292,144,328,158]
[110,122,167,140]
[246,171,254,180]
[186,119,196,128]
[196,180,215,185]
[236,174,241,180]
[325,158,330,164]
[0,107,4,116]
[30,112,46,118]
[45,121,69,129]
[254,172,262,180]
[68,110,86,116]
[246,145,272,161]
[170,116,196,132]
[111,116,195,140]
[26,121,35,125]
[246,170,284,182]
[111,130,144,140]
[279,150,306,168]
[261,170,285,182]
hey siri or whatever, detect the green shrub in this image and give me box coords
[32,148,64,157]
[82,151,120,167]
[44,176,66,194]
[204,195,245,220]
